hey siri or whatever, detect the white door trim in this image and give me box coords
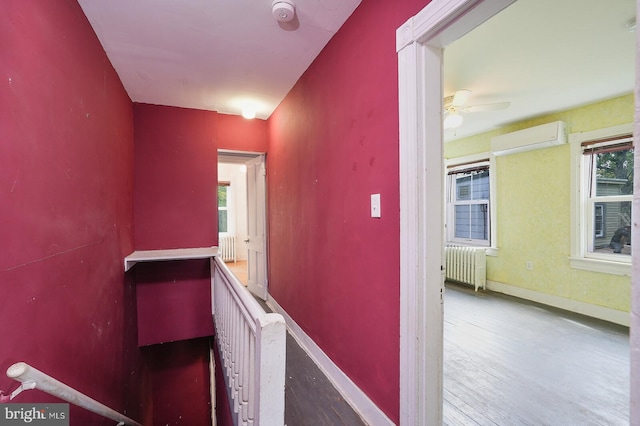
[396,1,516,424]
[245,154,268,300]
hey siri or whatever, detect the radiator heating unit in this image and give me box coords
[219,235,237,262]
[445,245,487,291]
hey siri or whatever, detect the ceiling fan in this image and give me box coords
[444,89,510,129]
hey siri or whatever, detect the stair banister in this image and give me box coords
[6,362,142,426]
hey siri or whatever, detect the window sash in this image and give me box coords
[448,202,490,245]
[583,138,633,198]
[585,196,632,260]
[446,162,491,245]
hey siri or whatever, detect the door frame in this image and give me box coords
[245,154,268,300]
[217,149,268,298]
[396,0,516,423]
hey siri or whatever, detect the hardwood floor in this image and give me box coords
[252,296,366,426]
[444,283,630,425]
[236,267,628,424]
[284,332,367,426]
[225,260,248,285]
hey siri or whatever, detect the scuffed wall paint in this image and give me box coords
[0,0,143,423]
[267,1,432,422]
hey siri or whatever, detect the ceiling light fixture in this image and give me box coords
[272,0,295,23]
[242,107,256,119]
[444,110,463,129]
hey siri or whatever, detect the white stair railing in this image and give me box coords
[5,362,142,426]
[211,257,286,426]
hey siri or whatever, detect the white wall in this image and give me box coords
[218,163,248,261]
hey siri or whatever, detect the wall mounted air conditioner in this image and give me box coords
[491,121,566,156]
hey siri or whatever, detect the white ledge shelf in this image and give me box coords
[124,247,219,271]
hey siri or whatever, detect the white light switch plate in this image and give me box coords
[371,193,381,218]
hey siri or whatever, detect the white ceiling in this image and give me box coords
[77,0,362,120]
[78,0,635,139]
[444,0,636,142]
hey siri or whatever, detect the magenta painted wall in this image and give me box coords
[132,104,268,423]
[267,0,430,422]
[216,114,268,152]
[132,104,216,350]
[0,0,144,424]
[134,260,214,346]
[133,106,266,251]
[142,338,212,426]
[132,104,269,347]
[133,103,218,251]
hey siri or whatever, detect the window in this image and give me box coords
[569,124,634,274]
[447,160,491,246]
[583,136,633,259]
[218,182,230,233]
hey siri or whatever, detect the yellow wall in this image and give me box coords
[445,94,633,312]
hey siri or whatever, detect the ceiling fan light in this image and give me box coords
[444,112,463,129]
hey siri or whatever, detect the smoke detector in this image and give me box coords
[272,0,295,23]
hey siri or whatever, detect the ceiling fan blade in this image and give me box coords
[464,101,510,113]
[451,89,472,107]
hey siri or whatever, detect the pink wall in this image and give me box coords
[267,0,429,422]
[133,104,218,251]
[0,0,433,423]
[132,104,267,347]
[142,338,213,426]
[132,104,268,423]
[132,104,217,347]
[134,260,214,346]
[0,0,144,423]
[216,113,268,152]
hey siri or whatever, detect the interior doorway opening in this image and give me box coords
[217,150,267,298]
[398,0,636,423]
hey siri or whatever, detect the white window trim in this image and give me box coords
[569,123,633,276]
[445,152,498,255]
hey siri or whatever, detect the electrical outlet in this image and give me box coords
[526,261,533,271]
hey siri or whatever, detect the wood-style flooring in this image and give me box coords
[251,294,366,426]
[225,260,248,285]
[225,261,630,425]
[444,283,629,426]
[226,260,366,424]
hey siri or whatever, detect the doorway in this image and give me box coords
[218,150,268,300]
[398,0,637,424]
[396,1,517,424]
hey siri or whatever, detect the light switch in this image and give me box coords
[371,193,381,218]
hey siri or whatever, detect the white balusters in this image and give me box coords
[211,257,285,425]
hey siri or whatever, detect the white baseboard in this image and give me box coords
[486,280,630,327]
[266,295,394,426]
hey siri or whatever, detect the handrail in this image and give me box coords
[211,256,286,425]
[213,257,270,322]
[6,362,142,426]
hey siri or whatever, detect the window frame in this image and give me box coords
[569,123,633,275]
[445,152,497,252]
[218,182,231,235]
